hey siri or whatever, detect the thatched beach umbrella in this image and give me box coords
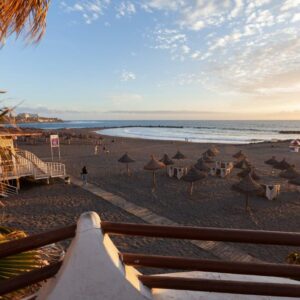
[280,167,299,180]
[237,168,260,181]
[274,159,291,170]
[198,154,214,164]
[183,167,206,195]
[203,149,217,157]
[234,158,251,169]
[211,146,220,155]
[144,155,165,190]
[118,153,135,176]
[232,174,264,211]
[160,154,174,166]
[233,150,246,160]
[0,0,49,45]
[172,150,186,160]
[264,156,278,166]
[194,159,210,172]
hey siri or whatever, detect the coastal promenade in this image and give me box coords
[71,176,260,263]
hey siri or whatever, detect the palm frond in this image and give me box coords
[0,0,50,45]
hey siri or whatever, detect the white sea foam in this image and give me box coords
[99,126,300,144]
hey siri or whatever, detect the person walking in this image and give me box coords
[81,166,88,185]
[94,144,99,155]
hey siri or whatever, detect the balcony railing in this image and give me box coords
[0,219,299,298]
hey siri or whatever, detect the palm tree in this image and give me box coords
[0,0,50,45]
[0,226,43,280]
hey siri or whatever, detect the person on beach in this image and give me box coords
[103,145,110,154]
[94,144,99,155]
[81,166,88,185]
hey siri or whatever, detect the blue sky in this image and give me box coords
[0,0,300,120]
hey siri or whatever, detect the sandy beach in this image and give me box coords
[2,128,300,266]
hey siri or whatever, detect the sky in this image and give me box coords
[0,0,300,120]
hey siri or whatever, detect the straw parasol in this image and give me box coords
[144,155,165,190]
[183,167,206,195]
[233,150,246,160]
[172,150,186,160]
[0,0,49,45]
[118,153,135,176]
[211,146,220,155]
[202,153,214,163]
[264,156,278,166]
[234,158,251,169]
[273,159,291,170]
[203,149,216,157]
[279,167,299,180]
[194,159,210,172]
[159,154,174,166]
[232,174,264,211]
[237,168,260,181]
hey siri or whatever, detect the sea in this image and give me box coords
[18,120,300,144]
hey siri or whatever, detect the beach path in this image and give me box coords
[71,176,260,263]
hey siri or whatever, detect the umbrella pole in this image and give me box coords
[190,182,194,195]
[245,194,249,211]
[126,163,129,176]
[153,171,156,190]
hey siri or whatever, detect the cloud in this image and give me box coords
[152,28,190,60]
[141,0,185,12]
[229,0,244,18]
[60,0,300,100]
[280,0,300,11]
[120,70,136,81]
[292,12,300,22]
[60,0,110,24]
[116,1,136,18]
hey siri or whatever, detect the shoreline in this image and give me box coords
[17,126,296,146]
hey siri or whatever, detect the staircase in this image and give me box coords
[0,182,18,197]
[15,149,66,180]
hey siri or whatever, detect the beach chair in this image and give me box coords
[265,184,280,200]
[176,167,185,180]
[167,165,174,177]
[210,167,216,176]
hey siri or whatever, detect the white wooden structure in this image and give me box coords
[167,166,187,180]
[0,133,65,197]
[265,184,281,200]
[210,161,233,178]
[37,212,300,300]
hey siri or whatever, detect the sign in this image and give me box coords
[50,135,60,148]
[50,134,61,161]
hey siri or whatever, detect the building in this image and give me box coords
[17,113,39,119]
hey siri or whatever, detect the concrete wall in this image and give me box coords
[37,212,151,300]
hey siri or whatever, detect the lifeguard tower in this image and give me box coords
[0,131,66,197]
